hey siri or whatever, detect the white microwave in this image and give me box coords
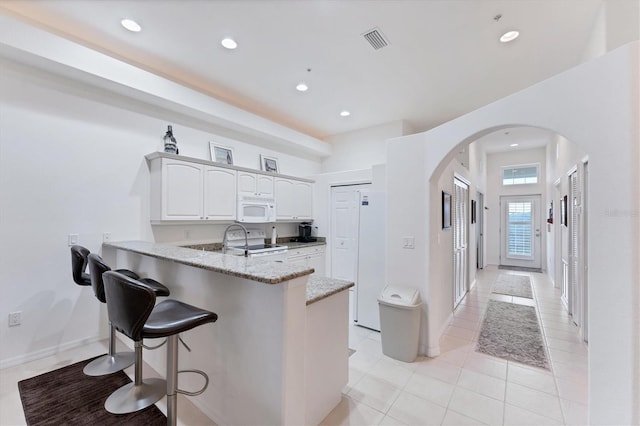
[237,196,276,223]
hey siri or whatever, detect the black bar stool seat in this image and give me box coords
[103,271,217,424]
[82,252,169,376]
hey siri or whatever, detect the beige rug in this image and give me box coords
[476,300,549,369]
[492,274,533,299]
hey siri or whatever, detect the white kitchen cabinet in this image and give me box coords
[204,166,237,220]
[287,245,325,276]
[238,171,274,197]
[275,178,313,220]
[150,157,236,222]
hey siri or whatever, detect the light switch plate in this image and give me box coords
[402,236,415,249]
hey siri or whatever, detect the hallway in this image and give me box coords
[323,266,588,425]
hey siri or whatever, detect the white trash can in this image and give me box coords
[378,286,422,362]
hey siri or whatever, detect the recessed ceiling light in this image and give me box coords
[221,38,238,49]
[510,143,519,147]
[120,18,141,32]
[340,110,351,117]
[296,82,309,92]
[500,30,519,43]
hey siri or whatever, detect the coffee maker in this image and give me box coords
[297,222,316,242]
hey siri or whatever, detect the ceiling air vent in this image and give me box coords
[362,27,389,50]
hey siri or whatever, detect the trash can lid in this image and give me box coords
[378,285,422,307]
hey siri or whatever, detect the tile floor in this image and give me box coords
[0,266,588,425]
[320,266,589,426]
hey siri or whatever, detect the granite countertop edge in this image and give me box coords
[306,276,354,305]
[103,241,313,285]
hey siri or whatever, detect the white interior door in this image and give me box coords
[477,191,485,269]
[330,184,370,322]
[582,162,589,343]
[453,178,469,307]
[500,195,542,269]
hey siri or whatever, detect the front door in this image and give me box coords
[500,195,542,269]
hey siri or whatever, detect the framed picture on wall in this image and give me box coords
[209,142,234,165]
[561,195,568,226]
[260,155,279,173]
[471,199,477,224]
[442,191,452,229]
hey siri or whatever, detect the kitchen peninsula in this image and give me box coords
[103,241,353,425]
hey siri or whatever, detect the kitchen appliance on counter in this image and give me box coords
[237,195,276,223]
[224,227,288,260]
[295,222,317,243]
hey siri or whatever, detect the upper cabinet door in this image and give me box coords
[204,166,236,220]
[237,171,257,196]
[256,175,274,197]
[293,181,313,219]
[162,160,204,220]
[238,172,274,197]
[275,178,313,220]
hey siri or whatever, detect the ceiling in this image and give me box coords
[0,0,603,141]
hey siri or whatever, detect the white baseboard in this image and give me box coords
[469,278,477,290]
[0,335,102,370]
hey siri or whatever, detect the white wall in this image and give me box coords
[581,0,640,62]
[321,120,411,173]
[387,42,639,424]
[0,60,321,367]
[485,147,547,267]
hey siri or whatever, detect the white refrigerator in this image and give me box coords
[355,191,386,331]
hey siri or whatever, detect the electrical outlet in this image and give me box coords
[103,232,112,243]
[8,311,21,327]
[68,234,79,246]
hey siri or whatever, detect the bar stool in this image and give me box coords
[82,252,170,376]
[102,271,217,425]
[70,245,92,287]
[71,245,137,375]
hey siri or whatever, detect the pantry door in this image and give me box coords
[500,195,542,270]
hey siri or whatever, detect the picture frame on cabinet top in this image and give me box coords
[260,155,279,173]
[210,142,234,165]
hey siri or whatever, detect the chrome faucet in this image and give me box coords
[222,224,249,257]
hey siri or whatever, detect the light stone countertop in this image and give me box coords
[104,241,313,284]
[285,240,326,249]
[306,276,354,305]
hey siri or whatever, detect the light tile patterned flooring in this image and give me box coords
[0,266,588,425]
[321,266,589,426]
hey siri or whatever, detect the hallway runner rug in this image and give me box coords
[18,355,166,425]
[476,300,550,369]
[492,274,534,299]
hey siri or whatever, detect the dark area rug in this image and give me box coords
[476,300,549,369]
[492,274,533,299]
[18,355,166,425]
[498,265,542,273]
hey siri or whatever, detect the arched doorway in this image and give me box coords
[385,42,639,423]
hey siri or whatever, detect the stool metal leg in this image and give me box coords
[166,334,179,426]
[83,322,135,376]
[104,340,166,414]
